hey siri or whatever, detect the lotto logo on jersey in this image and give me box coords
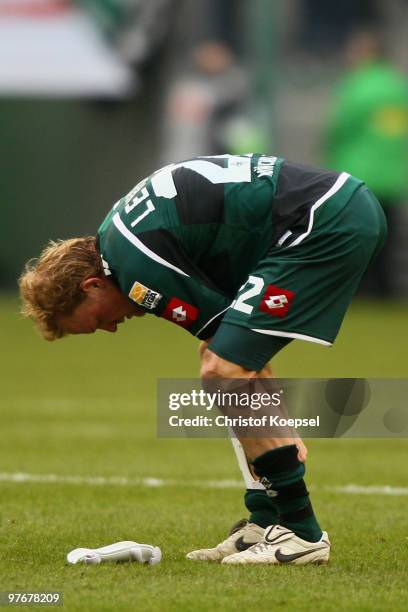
[260,284,295,319]
[162,298,199,328]
[128,281,162,310]
[101,256,112,277]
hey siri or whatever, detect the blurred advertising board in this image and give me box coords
[0,0,135,97]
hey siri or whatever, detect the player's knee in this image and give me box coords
[200,349,256,380]
[199,350,218,379]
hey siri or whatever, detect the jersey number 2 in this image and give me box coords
[231,276,264,314]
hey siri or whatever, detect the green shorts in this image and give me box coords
[209,181,387,371]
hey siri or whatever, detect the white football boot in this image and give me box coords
[186,519,265,561]
[222,524,330,565]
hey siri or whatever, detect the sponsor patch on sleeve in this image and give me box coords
[129,281,162,310]
[259,284,295,318]
[162,297,199,329]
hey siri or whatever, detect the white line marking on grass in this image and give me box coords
[0,472,242,490]
[1,472,407,496]
[328,484,408,496]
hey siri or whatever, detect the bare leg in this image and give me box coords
[197,346,323,546]
[199,342,307,462]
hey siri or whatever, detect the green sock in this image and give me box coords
[252,445,322,543]
[244,489,279,528]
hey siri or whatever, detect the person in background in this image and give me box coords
[324,30,408,297]
[160,41,246,164]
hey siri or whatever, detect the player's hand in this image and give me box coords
[296,439,308,462]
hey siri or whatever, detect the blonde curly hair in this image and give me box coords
[19,236,103,340]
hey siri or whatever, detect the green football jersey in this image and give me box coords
[97,154,357,339]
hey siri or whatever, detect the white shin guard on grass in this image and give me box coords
[67,541,162,565]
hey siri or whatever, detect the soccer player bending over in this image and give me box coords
[20,154,386,565]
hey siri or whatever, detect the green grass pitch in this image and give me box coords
[1,295,407,611]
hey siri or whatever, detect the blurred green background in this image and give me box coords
[2,1,408,294]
